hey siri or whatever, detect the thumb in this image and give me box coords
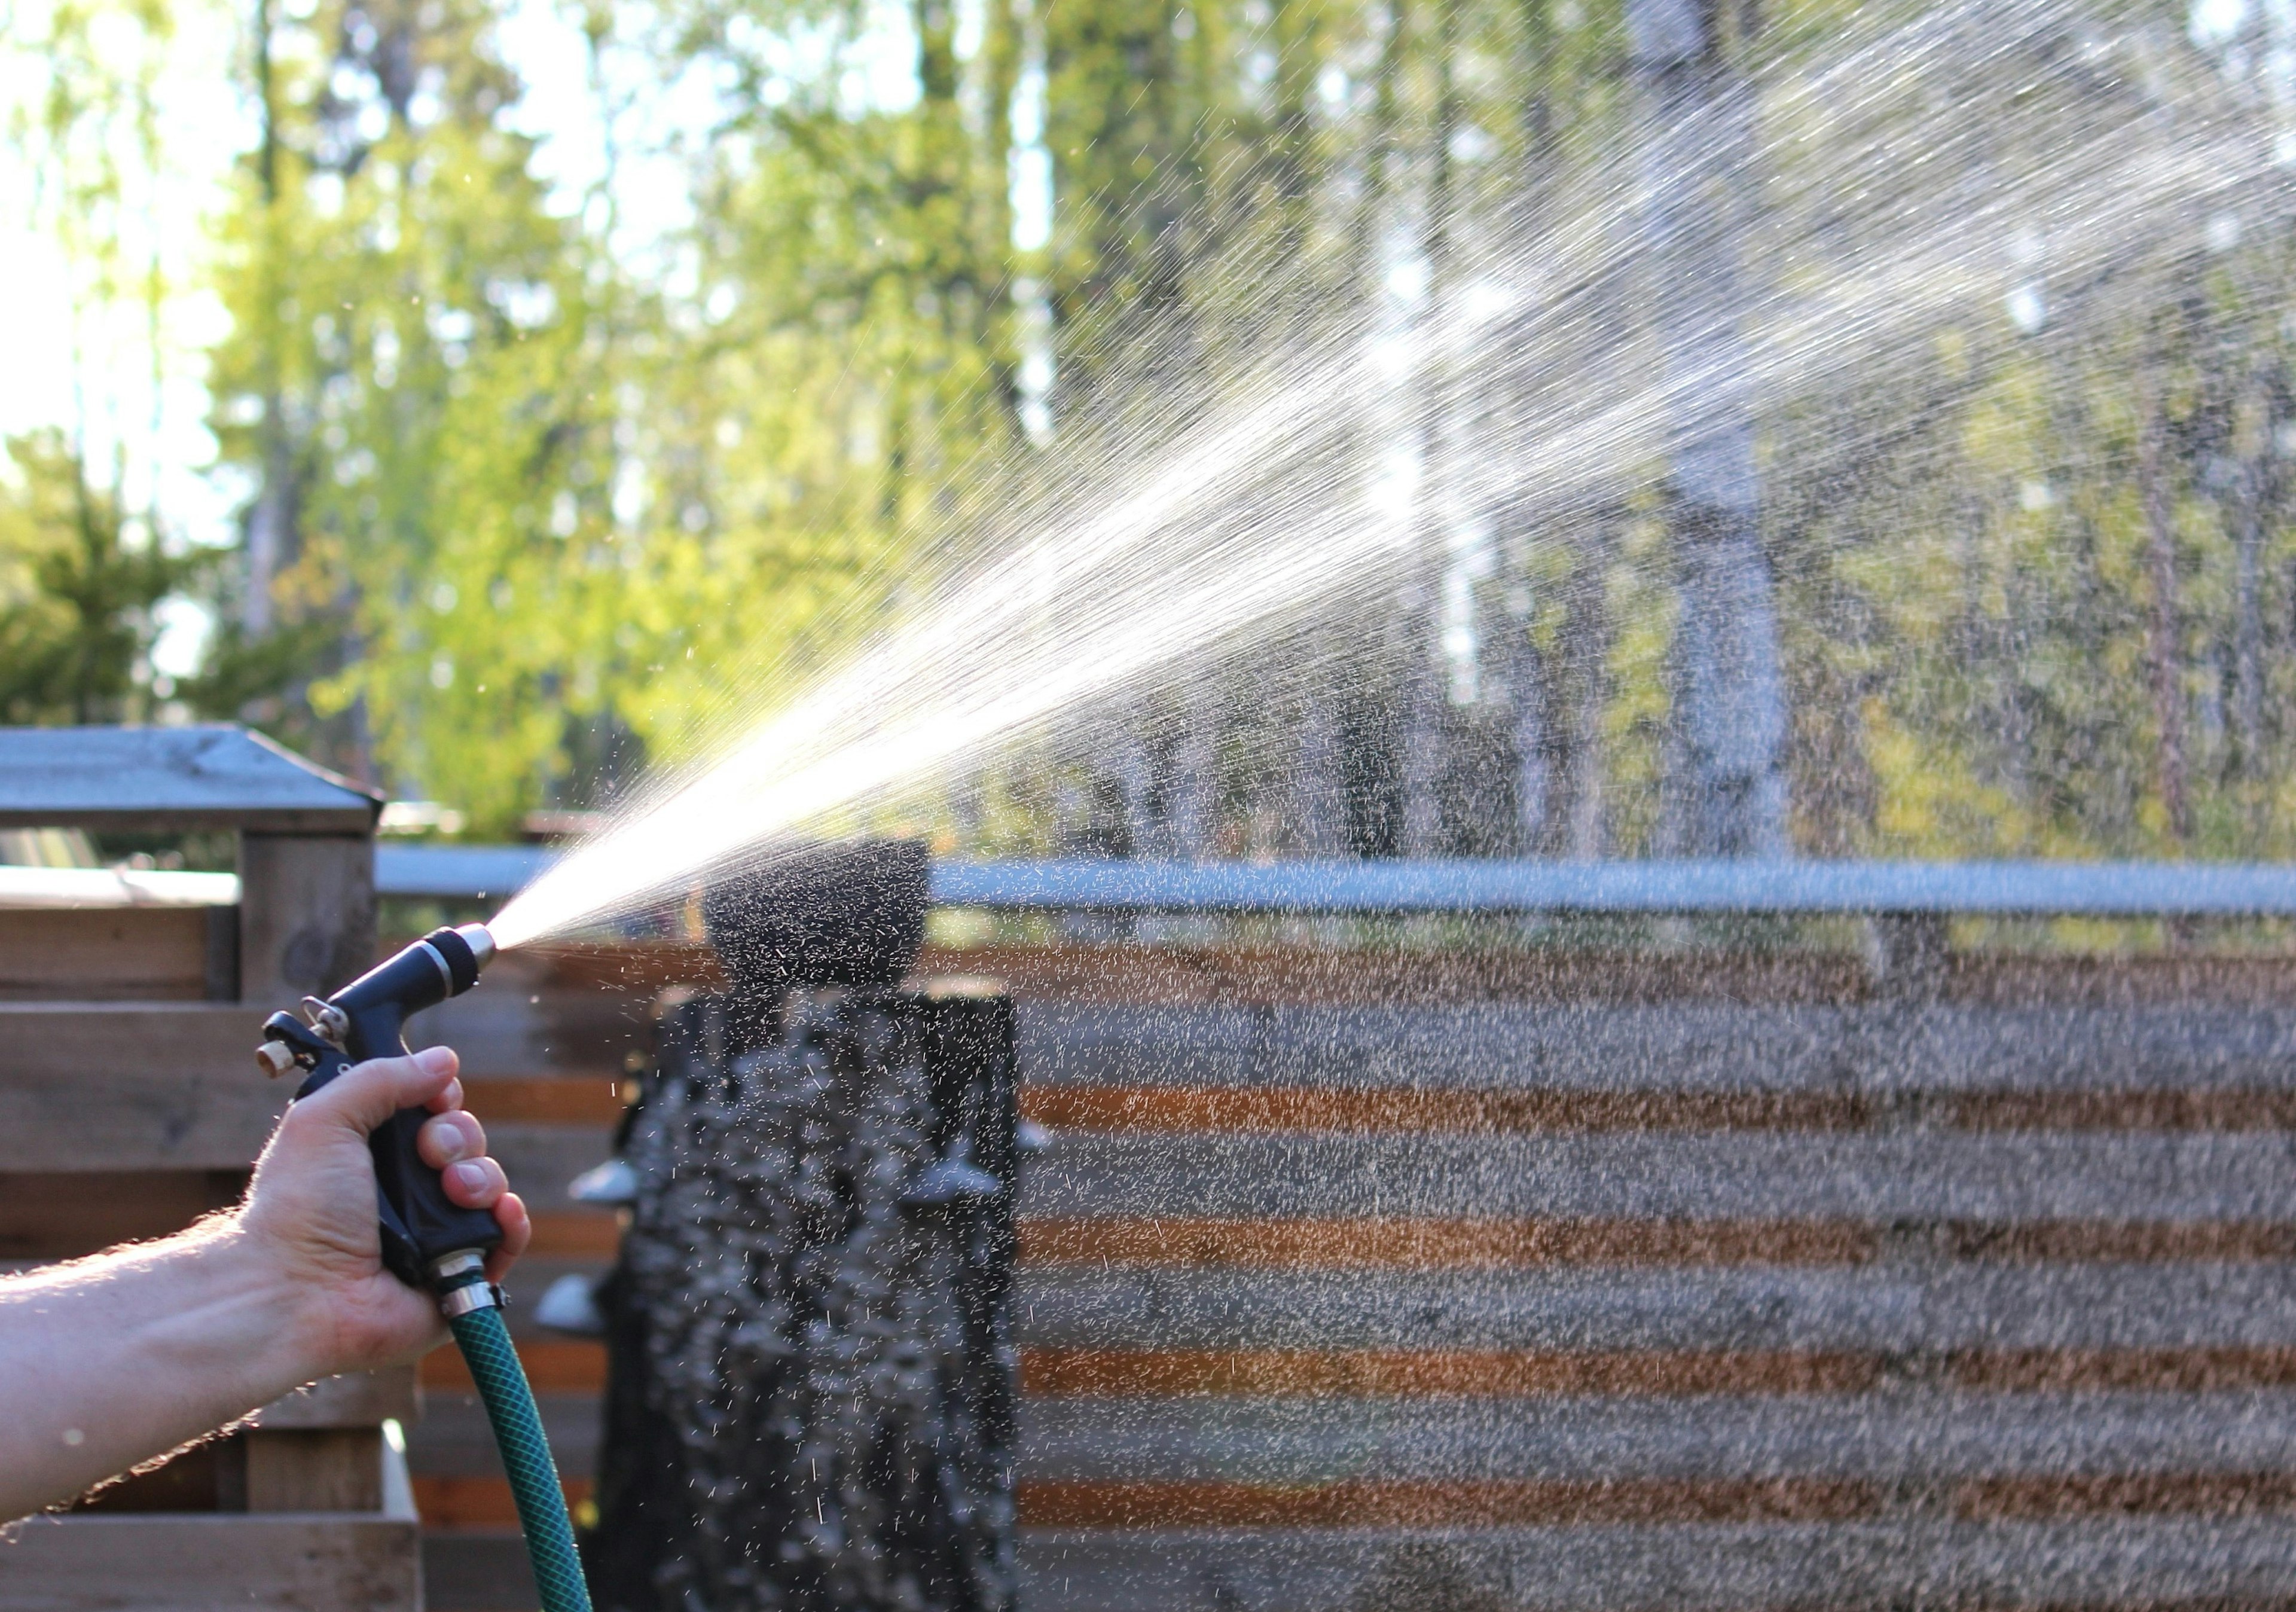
[295,1046,460,1138]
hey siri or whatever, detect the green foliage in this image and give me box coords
[15,0,2296,879]
[0,432,199,725]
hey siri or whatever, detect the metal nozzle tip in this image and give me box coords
[453,923,496,971]
[255,1040,298,1079]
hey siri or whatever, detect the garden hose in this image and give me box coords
[451,1301,593,1612]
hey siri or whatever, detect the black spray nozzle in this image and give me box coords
[257,923,503,1292]
[701,839,929,1050]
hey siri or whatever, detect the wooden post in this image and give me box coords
[0,726,414,1607]
[239,834,376,1006]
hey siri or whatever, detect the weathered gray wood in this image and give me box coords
[0,1003,282,1169]
[239,834,374,1006]
[404,1392,600,1481]
[1013,1519,2296,1612]
[1020,1131,2296,1221]
[1013,1388,2296,1483]
[483,1125,622,1206]
[0,726,379,833]
[1012,1263,2296,1353]
[251,1367,419,1431]
[0,908,216,1003]
[420,1532,537,1612]
[1015,1002,2296,1093]
[244,1428,385,1512]
[0,1513,419,1612]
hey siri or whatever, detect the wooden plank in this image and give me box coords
[1012,1390,2296,1483]
[0,1171,244,1259]
[0,726,380,833]
[410,1342,2296,1403]
[1007,1519,2296,1612]
[405,950,651,1078]
[245,1429,384,1512]
[923,941,2296,1009]
[0,1512,419,1612]
[1023,1085,1870,1134]
[251,1367,419,1430]
[0,1005,281,1170]
[402,1393,598,1482]
[1015,1477,1877,1528]
[420,1531,536,1612]
[460,1077,628,1126]
[411,1476,590,1530]
[1011,1262,2296,1351]
[1012,1001,2296,1094]
[1016,1214,1876,1269]
[239,834,374,1005]
[421,1341,604,1394]
[0,909,213,1002]
[1018,1132,2296,1221]
[1021,1348,1880,1398]
[483,1125,621,1205]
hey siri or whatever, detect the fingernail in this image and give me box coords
[431,1122,471,1164]
[452,1161,490,1193]
[416,1046,454,1074]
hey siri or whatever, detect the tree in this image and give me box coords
[0,432,197,725]
[1625,0,1787,856]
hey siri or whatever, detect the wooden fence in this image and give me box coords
[403,935,2296,1611]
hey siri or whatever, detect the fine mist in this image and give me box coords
[490,0,2289,947]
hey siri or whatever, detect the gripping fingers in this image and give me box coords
[441,1155,508,1207]
[487,1193,532,1283]
[417,1109,488,1171]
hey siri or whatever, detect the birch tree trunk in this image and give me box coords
[2139,377,2190,844]
[1628,0,1788,856]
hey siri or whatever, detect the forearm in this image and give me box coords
[0,1217,327,1522]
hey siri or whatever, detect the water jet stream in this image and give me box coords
[488,1,2289,949]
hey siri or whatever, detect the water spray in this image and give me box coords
[254,925,592,1612]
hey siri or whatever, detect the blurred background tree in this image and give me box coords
[3,0,2291,860]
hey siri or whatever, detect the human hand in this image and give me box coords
[236,1045,532,1378]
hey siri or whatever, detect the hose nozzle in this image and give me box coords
[255,923,505,1289]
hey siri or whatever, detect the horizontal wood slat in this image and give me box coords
[1013,1391,2296,1483]
[1022,1520,2296,1612]
[1010,1263,2296,1351]
[1026,1084,2296,1134]
[0,1513,419,1611]
[1020,1132,2296,1220]
[410,1338,2296,1403]
[0,908,218,1002]
[0,1004,279,1171]
[1018,1214,1875,1268]
[412,1476,591,1531]
[1016,1477,1877,1528]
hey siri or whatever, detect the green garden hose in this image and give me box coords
[450,1304,594,1612]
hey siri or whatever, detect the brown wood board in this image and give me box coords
[0,908,216,1002]
[0,1004,282,1170]
[0,1512,419,1610]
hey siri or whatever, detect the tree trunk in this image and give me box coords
[1170,673,1220,857]
[2139,378,2189,845]
[1564,518,1614,859]
[245,0,290,638]
[1292,642,1350,854]
[1627,0,1788,857]
[2232,368,2271,788]
[1400,0,1464,859]
[1510,606,1550,855]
